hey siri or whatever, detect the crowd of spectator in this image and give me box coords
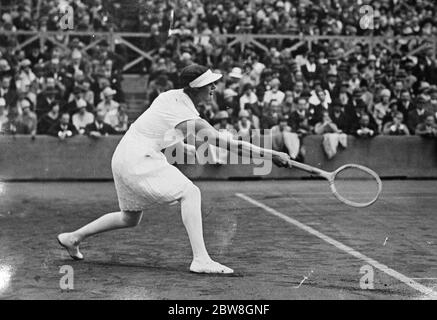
[3,1,437,37]
[0,35,128,138]
[1,0,437,157]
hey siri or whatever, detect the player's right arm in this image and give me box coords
[176,118,291,167]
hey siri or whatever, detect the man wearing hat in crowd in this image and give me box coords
[36,85,60,118]
[63,85,89,115]
[407,95,431,134]
[395,89,414,123]
[37,101,60,135]
[222,88,239,118]
[323,69,341,99]
[290,95,312,136]
[48,112,78,139]
[329,100,348,132]
[97,86,119,114]
[227,67,244,93]
[301,52,320,84]
[346,99,378,135]
[72,99,95,135]
[16,59,36,91]
[343,88,364,119]
[348,66,361,93]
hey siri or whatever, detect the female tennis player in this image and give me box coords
[57,64,291,274]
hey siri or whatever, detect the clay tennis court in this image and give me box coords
[0,180,436,300]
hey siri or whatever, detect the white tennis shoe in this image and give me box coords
[189,259,234,274]
[57,233,84,260]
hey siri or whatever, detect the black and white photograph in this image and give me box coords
[0,0,436,307]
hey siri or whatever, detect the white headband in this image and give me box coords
[189,69,222,88]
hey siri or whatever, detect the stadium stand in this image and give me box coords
[1,0,436,161]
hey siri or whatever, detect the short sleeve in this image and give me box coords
[165,93,201,129]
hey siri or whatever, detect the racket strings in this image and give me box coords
[332,166,381,207]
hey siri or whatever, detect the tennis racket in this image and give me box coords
[287,160,382,208]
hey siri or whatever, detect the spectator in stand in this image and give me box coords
[36,86,59,118]
[373,89,392,133]
[222,88,239,117]
[314,111,341,135]
[15,100,37,136]
[213,110,234,132]
[72,99,95,135]
[0,97,8,133]
[48,112,78,139]
[308,86,331,126]
[37,101,60,135]
[290,96,312,137]
[97,87,119,113]
[81,79,95,108]
[263,78,285,110]
[329,103,348,133]
[85,105,118,138]
[415,114,437,138]
[301,52,320,84]
[16,59,36,93]
[407,96,430,134]
[290,80,304,102]
[396,90,414,123]
[239,83,259,112]
[271,115,301,159]
[104,103,129,133]
[147,73,174,103]
[354,114,378,138]
[428,88,437,118]
[236,110,256,141]
[391,79,404,101]
[64,86,88,115]
[347,67,361,94]
[324,69,340,100]
[383,112,410,136]
[347,99,378,135]
[228,67,244,93]
[0,74,16,107]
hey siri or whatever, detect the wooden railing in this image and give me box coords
[0,30,436,72]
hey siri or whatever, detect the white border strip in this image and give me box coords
[236,193,437,299]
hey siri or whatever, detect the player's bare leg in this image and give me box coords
[57,210,143,260]
[180,184,233,274]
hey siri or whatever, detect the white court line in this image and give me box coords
[236,193,437,299]
[264,196,437,201]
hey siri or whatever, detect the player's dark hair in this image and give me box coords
[180,64,209,92]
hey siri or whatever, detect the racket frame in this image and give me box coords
[287,160,382,208]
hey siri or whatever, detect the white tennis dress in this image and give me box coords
[111,89,200,211]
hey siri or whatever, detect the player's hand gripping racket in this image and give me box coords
[287,160,382,208]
